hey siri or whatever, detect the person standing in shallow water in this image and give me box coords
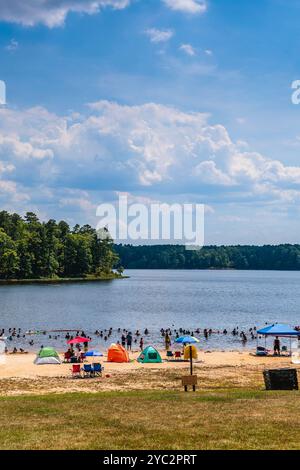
[165,332,171,351]
[126,332,132,351]
[241,332,247,344]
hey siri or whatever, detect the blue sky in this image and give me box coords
[0,0,300,244]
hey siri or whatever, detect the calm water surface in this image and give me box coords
[1,270,300,351]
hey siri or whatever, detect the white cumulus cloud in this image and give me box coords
[163,0,207,14]
[179,43,196,56]
[0,0,131,27]
[5,38,19,52]
[1,100,300,221]
[145,28,174,43]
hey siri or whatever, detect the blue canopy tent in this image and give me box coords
[257,324,300,356]
[257,324,300,336]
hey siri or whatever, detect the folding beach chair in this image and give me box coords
[82,363,93,378]
[64,352,72,363]
[71,364,81,378]
[92,363,103,377]
[77,352,85,363]
[166,351,174,359]
[175,351,182,360]
[256,346,268,356]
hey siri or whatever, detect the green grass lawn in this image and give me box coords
[1,388,300,450]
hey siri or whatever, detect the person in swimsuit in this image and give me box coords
[274,336,280,355]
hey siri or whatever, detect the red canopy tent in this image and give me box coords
[67,336,91,345]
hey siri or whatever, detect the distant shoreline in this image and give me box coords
[0,275,128,286]
[114,244,300,271]
[124,267,300,272]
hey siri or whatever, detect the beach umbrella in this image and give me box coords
[175,336,199,375]
[175,336,200,345]
[67,336,91,345]
[84,350,103,357]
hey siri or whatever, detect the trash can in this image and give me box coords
[263,368,298,390]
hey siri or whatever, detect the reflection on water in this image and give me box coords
[1,269,300,352]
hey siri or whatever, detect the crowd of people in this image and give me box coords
[0,324,287,354]
[159,326,258,348]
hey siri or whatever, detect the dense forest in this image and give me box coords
[0,211,121,280]
[1,209,300,279]
[114,244,300,271]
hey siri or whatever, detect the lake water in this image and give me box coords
[1,270,300,352]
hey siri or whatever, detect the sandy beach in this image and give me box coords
[0,349,297,397]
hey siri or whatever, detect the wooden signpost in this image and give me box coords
[182,344,198,391]
[182,375,198,392]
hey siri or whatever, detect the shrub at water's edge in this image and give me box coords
[0,211,124,280]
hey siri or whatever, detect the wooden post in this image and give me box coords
[189,345,193,375]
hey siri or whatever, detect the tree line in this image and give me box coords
[1,210,300,279]
[114,244,300,270]
[0,211,121,279]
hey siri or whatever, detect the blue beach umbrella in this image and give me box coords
[175,336,200,345]
[84,350,103,357]
[175,336,200,375]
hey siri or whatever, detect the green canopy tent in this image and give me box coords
[138,346,162,364]
[34,347,61,365]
